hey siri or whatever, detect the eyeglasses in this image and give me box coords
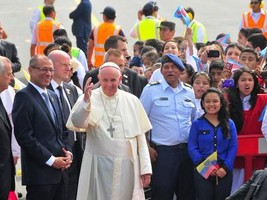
[250,1,260,4]
[31,66,55,73]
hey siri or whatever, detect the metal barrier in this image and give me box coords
[236,134,267,181]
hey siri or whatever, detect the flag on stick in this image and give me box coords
[174,5,191,26]
[196,151,218,179]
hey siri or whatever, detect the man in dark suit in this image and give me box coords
[0,24,21,74]
[69,0,92,57]
[84,36,148,97]
[47,50,84,200]
[13,55,72,200]
[0,56,15,200]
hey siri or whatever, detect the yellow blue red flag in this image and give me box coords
[196,151,218,179]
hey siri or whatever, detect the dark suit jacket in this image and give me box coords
[83,67,144,97]
[69,0,92,38]
[47,82,84,200]
[0,40,21,73]
[12,83,70,185]
[47,83,84,166]
[47,83,84,146]
[0,99,15,200]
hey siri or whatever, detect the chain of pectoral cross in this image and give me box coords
[100,93,119,137]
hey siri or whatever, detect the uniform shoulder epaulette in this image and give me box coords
[183,82,192,88]
[149,81,160,86]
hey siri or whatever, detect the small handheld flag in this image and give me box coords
[196,151,218,179]
[192,56,204,71]
[174,5,191,27]
[226,59,243,71]
[216,34,230,50]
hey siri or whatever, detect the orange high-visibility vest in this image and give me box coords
[242,11,267,38]
[34,19,60,55]
[93,22,121,67]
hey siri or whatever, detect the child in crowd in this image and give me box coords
[188,88,237,200]
[191,71,212,118]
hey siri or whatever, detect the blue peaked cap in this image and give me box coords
[161,53,185,71]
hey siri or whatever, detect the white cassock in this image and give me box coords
[67,87,152,200]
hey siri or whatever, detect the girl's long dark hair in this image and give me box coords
[201,88,230,138]
[227,67,260,132]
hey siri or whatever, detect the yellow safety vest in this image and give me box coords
[71,47,80,59]
[190,20,207,44]
[39,5,45,21]
[135,17,161,41]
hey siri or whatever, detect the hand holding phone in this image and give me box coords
[207,50,220,58]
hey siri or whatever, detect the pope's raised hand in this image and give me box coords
[84,77,94,103]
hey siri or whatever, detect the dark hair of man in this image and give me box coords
[201,88,230,138]
[185,7,195,19]
[54,36,72,48]
[43,5,55,17]
[247,28,262,38]
[240,48,259,62]
[225,43,244,55]
[104,35,127,52]
[134,41,144,46]
[53,29,68,40]
[29,55,51,68]
[247,33,267,50]
[43,43,60,56]
[227,67,260,132]
[239,28,250,39]
[144,39,164,55]
[209,59,224,73]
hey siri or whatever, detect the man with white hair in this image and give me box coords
[0,56,15,200]
[67,62,152,200]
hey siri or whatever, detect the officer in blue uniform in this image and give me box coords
[140,53,196,200]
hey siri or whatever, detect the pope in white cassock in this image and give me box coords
[67,62,152,200]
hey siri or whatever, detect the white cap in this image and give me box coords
[99,62,121,72]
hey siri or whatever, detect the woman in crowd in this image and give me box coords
[188,88,238,200]
[191,71,212,118]
[227,67,267,192]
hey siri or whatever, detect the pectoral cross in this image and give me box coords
[107,123,115,137]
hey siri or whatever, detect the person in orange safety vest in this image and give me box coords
[30,5,63,57]
[87,6,125,69]
[241,0,267,38]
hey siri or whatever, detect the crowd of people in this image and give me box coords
[1,0,267,200]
